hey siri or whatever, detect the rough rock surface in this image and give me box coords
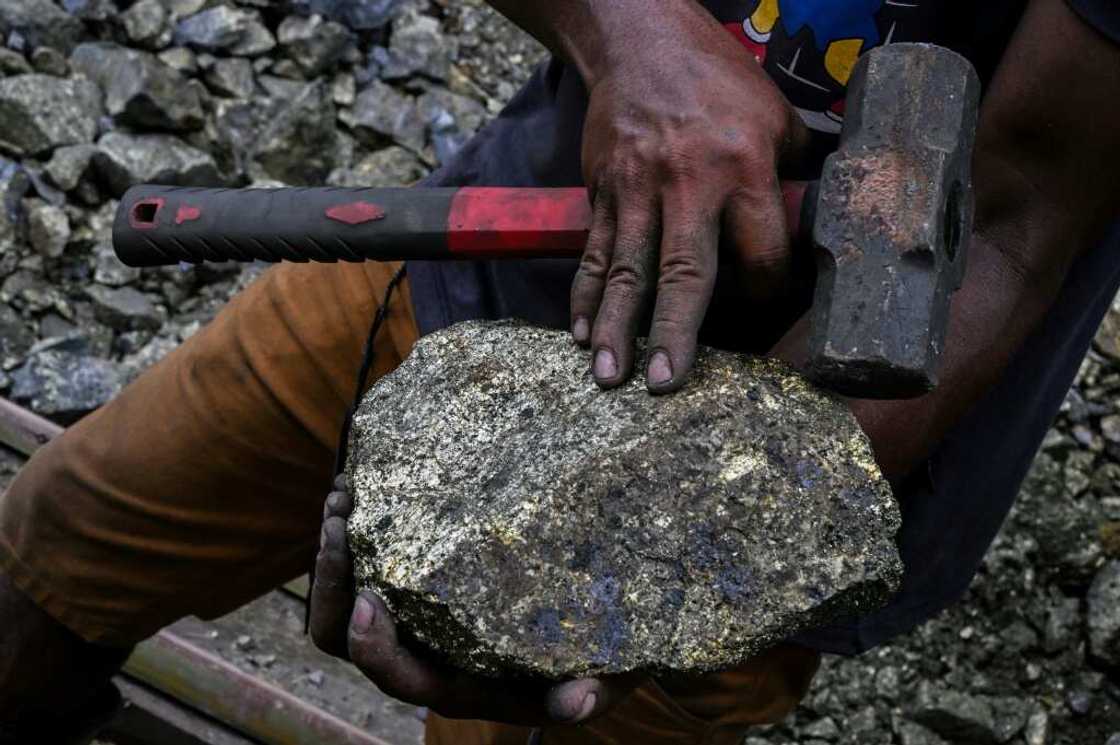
[69,42,204,132]
[0,75,102,156]
[1089,561,1120,668]
[347,321,901,679]
[0,0,84,54]
[93,132,220,196]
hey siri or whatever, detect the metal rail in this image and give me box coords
[0,396,392,745]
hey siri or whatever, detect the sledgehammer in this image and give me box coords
[112,43,979,399]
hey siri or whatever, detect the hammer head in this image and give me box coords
[806,43,981,399]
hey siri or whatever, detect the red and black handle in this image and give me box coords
[112,183,814,268]
[113,185,599,267]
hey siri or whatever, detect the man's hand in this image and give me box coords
[309,477,639,726]
[488,0,807,392]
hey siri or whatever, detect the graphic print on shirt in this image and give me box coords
[724,0,931,134]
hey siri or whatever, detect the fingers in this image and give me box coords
[545,674,643,724]
[588,201,660,389]
[309,489,354,658]
[723,175,792,303]
[348,593,451,707]
[570,192,616,348]
[645,195,719,394]
[348,592,635,726]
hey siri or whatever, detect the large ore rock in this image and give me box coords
[347,321,902,679]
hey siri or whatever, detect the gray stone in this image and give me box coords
[29,46,68,77]
[93,242,140,287]
[381,10,455,81]
[1102,414,1120,444]
[1088,561,1120,668]
[86,284,163,331]
[157,47,197,74]
[292,0,403,30]
[802,717,841,740]
[989,697,1031,743]
[331,72,356,106]
[174,7,276,57]
[416,86,487,137]
[1042,596,1082,653]
[121,333,179,382]
[10,337,125,421]
[59,0,116,23]
[896,721,950,745]
[0,74,102,156]
[0,48,32,76]
[0,303,34,368]
[70,43,204,132]
[277,14,353,76]
[93,132,220,197]
[121,0,169,49]
[350,80,424,151]
[347,321,901,679]
[1023,711,1048,745]
[44,144,97,192]
[910,683,998,744]
[0,0,83,54]
[205,58,255,99]
[26,200,69,258]
[1095,294,1120,361]
[328,146,426,187]
[252,82,341,185]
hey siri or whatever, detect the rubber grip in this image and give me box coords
[113,185,458,267]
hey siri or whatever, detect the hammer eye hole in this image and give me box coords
[943,181,964,262]
[131,199,162,227]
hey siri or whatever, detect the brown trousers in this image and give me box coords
[0,262,819,743]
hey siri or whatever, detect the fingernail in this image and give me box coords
[593,349,617,380]
[572,317,589,344]
[575,693,597,722]
[647,351,673,386]
[352,595,374,634]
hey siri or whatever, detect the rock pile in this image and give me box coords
[347,321,902,678]
[0,0,543,418]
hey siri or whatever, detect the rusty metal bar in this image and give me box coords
[0,396,61,455]
[126,633,394,745]
[0,396,393,745]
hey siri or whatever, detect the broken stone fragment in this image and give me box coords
[0,74,102,156]
[347,320,901,679]
[0,0,84,54]
[350,79,424,151]
[70,42,205,132]
[93,132,220,197]
[277,14,354,77]
[174,6,276,57]
[26,200,69,258]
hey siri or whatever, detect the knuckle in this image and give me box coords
[659,250,710,285]
[741,243,790,273]
[605,260,648,295]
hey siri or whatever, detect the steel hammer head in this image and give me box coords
[806,43,981,399]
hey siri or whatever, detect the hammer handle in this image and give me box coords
[113,185,597,267]
[113,183,814,267]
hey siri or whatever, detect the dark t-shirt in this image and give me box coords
[407,1,1120,654]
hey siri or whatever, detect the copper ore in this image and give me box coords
[347,320,901,679]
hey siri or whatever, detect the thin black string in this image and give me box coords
[333,264,408,477]
[308,264,407,634]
